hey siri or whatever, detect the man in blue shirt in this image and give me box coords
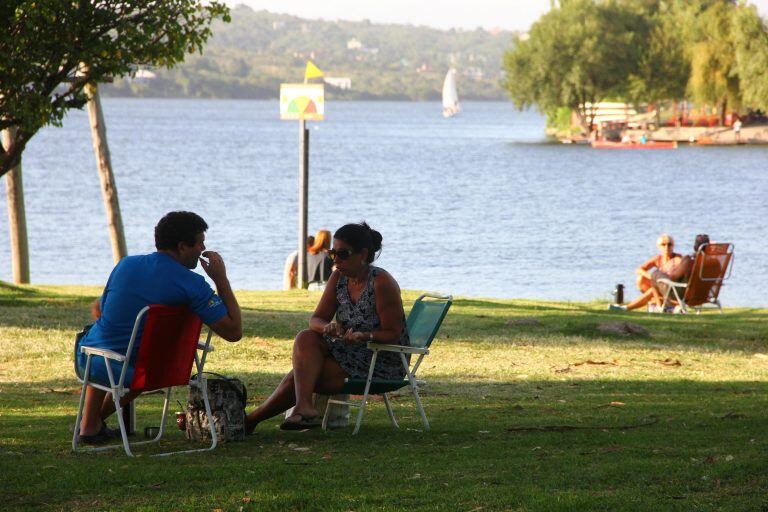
[76,211,242,444]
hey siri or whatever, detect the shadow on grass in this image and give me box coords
[2,287,767,355]
[2,374,768,511]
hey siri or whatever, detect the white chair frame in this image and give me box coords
[72,306,217,457]
[322,343,430,435]
[321,293,452,435]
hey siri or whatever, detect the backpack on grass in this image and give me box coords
[186,372,247,443]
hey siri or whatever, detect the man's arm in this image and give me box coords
[201,251,242,342]
[665,255,692,282]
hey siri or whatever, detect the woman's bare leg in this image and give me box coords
[636,275,651,293]
[291,330,339,418]
[625,288,654,310]
[245,370,297,432]
[245,330,348,433]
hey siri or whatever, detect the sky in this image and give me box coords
[231,0,768,32]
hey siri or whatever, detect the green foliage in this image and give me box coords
[504,0,768,126]
[732,3,768,110]
[101,7,513,103]
[0,0,230,177]
[686,0,741,119]
[624,0,690,104]
[503,0,646,131]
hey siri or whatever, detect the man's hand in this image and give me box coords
[90,298,101,321]
[200,251,227,283]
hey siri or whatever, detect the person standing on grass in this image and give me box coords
[75,211,242,444]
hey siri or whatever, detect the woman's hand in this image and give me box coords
[323,322,344,337]
[342,329,369,345]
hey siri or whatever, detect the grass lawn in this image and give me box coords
[1,282,767,511]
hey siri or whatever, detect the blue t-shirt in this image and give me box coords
[77,252,228,383]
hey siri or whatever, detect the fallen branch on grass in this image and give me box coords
[505,417,658,432]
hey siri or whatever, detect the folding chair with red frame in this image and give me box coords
[657,243,734,314]
[72,305,217,456]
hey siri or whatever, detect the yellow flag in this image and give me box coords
[304,60,324,82]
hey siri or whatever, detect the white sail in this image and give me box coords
[442,69,460,118]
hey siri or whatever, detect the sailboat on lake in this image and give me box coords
[442,69,460,118]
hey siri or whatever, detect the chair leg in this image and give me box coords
[113,391,134,457]
[383,393,398,428]
[200,377,217,451]
[321,399,332,431]
[401,353,429,432]
[157,388,172,440]
[72,356,93,451]
[410,384,430,432]
[352,394,369,436]
[353,351,379,435]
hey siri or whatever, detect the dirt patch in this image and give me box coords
[597,321,650,337]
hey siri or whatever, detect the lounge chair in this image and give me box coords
[657,243,734,314]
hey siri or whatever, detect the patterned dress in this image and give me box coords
[324,266,409,380]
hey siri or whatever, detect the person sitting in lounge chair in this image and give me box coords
[653,234,710,304]
[610,233,682,311]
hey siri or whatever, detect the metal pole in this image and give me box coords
[298,120,309,288]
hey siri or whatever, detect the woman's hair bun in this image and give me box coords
[362,222,383,253]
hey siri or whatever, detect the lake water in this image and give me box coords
[0,99,766,306]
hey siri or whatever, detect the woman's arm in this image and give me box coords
[309,270,342,336]
[636,255,659,280]
[343,270,404,345]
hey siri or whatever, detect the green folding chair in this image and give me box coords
[322,293,452,435]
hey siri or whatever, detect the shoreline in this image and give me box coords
[2,281,765,310]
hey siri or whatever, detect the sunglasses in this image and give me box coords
[659,242,673,246]
[327,248,355,261]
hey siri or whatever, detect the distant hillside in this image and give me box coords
[103,6,516,101]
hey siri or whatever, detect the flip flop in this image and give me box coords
[279,413,321,431]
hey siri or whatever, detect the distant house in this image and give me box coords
[463,67,484,80]
[347,38,362,50]
[272,21,285,30]
[325,77,352,90]
[129,69,157,83]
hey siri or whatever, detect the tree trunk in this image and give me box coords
[86,83,127,263]
[2,127,30,284]
[720,97,728,127]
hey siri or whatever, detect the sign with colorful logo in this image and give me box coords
[280,83,324,121]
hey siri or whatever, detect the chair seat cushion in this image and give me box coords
[341,379,409,395]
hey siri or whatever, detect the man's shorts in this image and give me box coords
[74,325,134,386]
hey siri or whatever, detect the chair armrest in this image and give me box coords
[197,342,215,352]
[656,277,687,287]
[80,346,126,362]
[367,342,428,355]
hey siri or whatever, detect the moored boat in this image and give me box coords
[591,140,678,149]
